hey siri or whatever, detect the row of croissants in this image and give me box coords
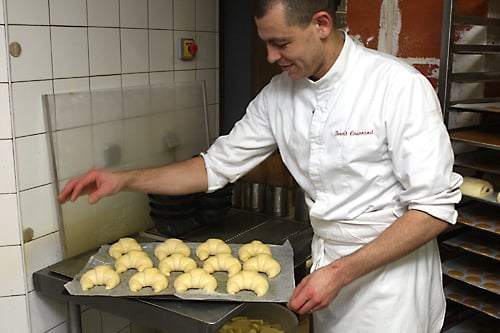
[79,237,281,296]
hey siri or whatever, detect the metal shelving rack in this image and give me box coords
[438,0,500,331]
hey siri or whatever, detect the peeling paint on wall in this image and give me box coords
[377,0,401,55]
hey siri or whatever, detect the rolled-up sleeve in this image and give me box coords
[386,73,462,224]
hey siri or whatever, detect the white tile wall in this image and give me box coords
[0,26,7,82]
[49,0,87,26]
[121,29,149,73]
[0,194,21,245]
[19,184,59,238]
[8,25,53,81]
[51,27,90,79]
[0,295,30,333]
[88,28,121,76]
[196,31,217,69]
[120,0,148,28]
[0,140,16,192]
[6,0,50,25]
[2,0,220,331]
[28,290,66,332]
[149,0,173,29]
[174,0,196,31]
[88,0,119,27]
[11,80,53,137]
[149,30,174,72]
[196,0,217,31]
[0,245,25,296]
[24,232,63,291]
[15,133,53,191]
[0,84,11,139]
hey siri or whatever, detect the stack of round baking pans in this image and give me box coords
[148,193,199,236]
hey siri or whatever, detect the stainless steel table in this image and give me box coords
[33,210,312,333]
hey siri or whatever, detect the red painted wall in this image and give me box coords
[346,0,490,88]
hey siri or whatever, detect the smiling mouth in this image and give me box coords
[280,64,293,71]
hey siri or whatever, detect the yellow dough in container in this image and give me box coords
[460,177,494,198]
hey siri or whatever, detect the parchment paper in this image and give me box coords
[64,240,295,303]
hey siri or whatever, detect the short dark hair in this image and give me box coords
[254,0,339,28]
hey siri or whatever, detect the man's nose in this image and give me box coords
[266,45,281,64]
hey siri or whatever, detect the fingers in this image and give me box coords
[287,276,317,315]
[57,170,101,203]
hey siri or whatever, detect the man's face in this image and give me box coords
[255,4,324,80]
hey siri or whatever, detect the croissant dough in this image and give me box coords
[195,238,231,260]
[115,250,154,273]
[226,270,269,297]
[460,177,494,198]
[242,253,281,278]
[108,237,142,259]
[80,265,120,291]
[174,268,217,292]
[238,240,272,262]
[154,238,191,260]
[129,268,168,293]
[158,253,197,276]
[203,253,242,277]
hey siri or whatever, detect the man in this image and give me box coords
[59,0,462,332]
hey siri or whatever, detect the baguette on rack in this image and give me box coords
[460,177,494,198]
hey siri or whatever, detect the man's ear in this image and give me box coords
[312,11,334,38]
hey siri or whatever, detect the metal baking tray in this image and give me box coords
[64,240,295,303]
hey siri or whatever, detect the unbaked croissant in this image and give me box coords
[158,253,197,276]
[203,253,242,277]
[114,250,154,273]
[108,237,142,259]
[237,240,272,262]
[129,267,168,293]
[226,270,269,297]
[154,238,191,260]
[80,265,120,291]
[195,238,231,260]
[242,253,281,278]
[173,268,218,293]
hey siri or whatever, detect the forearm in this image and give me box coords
[122,156,208,195]
[330,210,450,288]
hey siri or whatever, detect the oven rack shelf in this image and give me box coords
[442,310,500,333]
[442,254,499,296]
[454,150,500,175]
[449,127,500,151]
[443,229,500,261]
[445,280,500,319]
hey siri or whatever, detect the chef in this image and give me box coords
[58,0,462,332]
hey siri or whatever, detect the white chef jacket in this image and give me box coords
[202,32,462,332]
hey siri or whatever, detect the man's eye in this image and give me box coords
[276,43,289,48]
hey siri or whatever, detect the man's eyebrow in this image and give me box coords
[264,37,292,44]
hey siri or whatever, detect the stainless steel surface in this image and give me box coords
[36,209,313,333]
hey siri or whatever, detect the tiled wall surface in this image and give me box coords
[0,0,219,332]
